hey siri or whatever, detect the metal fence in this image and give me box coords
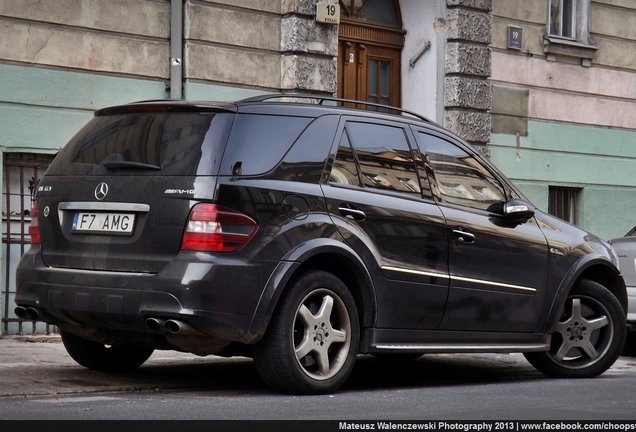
[2,152,56,335]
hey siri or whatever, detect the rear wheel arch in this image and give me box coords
[292,252,375,331]
[242,243,376,344]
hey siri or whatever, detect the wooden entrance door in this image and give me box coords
[338,42,401,109]
[337,0,404,108]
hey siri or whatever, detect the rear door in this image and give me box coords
[37,108,235,273]
[322,117,449,330]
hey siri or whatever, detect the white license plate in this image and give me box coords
[72,212,135,234]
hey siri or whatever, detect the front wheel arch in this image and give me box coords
[544,259,627,334]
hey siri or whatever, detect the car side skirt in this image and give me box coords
[363,328,550,353]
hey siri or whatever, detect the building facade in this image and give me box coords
[2,0,635,333]
[490,0,636,240]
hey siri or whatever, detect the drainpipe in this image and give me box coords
[170,0,183,99]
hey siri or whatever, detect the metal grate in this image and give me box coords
[548,186,579,224]
[2,152,56,335]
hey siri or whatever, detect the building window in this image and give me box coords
[548,187,579,224]
[550,0,576,39]
[544,0,596,66]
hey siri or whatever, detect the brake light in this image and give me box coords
[180,204,258,253]
[28,201,41,244]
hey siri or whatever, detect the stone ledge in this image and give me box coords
[543,36,598,67]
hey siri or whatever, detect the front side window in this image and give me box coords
[550,0,576,39]
[416,133,506,212]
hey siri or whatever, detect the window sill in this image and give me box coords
[543,36,598,67]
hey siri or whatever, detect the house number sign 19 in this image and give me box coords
[316,2,340,24]
[507,26,523,50]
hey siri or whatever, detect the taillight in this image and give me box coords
[28,201,41,244]
[180,204,258,253]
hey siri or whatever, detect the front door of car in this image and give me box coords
[322,117,449,330]
[413,129,550,332]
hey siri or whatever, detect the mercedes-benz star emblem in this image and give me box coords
[94,182,109,200]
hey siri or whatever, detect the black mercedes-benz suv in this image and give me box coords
[15,95,627,394]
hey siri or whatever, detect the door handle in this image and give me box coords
[453,227,475,243]
[339,204,366,221]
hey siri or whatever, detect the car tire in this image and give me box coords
[61,330,155,372]
[524,279,626,378]
[623,332,636,357]
[253,270,360,394]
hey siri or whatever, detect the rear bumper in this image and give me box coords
[15,246,280,343]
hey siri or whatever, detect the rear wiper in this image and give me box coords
[102,161,161,170]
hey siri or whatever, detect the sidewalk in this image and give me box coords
[0,335,252,397]
[2,335,636,399]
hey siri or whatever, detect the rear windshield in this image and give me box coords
[47,112,234,176]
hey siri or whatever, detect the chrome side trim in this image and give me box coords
[452,275,537,293]
[59,202,150,212]
[381,266,449,280]
[381,266,536,293]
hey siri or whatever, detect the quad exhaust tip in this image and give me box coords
[145,318,201,335]
[164,319,199,335]
[15,306,39,320]
[145,317,165,332]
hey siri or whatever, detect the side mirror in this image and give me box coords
[503,198,535,222]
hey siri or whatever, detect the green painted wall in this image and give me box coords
[0,64,277,152]
[0,63,168,152]
[491,121,636,240]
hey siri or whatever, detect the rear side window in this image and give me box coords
[47,112,234,176]
[268,115,339,183]
[220,114,313,176]
[331,121,420,197]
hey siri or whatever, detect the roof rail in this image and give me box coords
[237,93,432,123]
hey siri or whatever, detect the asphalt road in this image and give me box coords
[1,336,636,421]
